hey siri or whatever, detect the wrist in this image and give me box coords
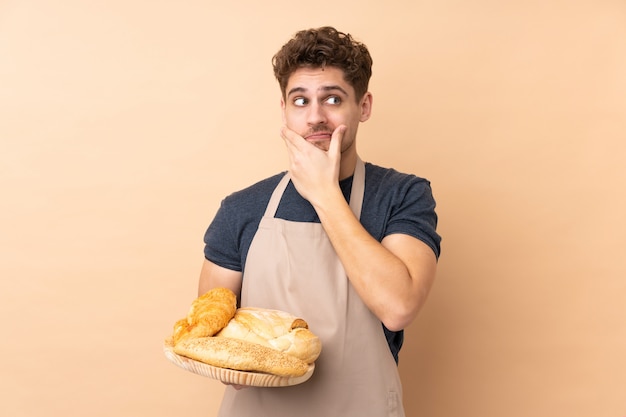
[312,185,350,222]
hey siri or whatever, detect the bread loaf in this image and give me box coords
[216,307,322,364]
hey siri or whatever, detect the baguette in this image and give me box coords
[173,336,310,377]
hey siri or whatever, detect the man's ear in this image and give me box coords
[280,97,286,124]
[359,92,373,122]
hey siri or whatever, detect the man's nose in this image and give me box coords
[307,102,327,125]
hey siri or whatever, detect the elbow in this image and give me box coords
[383,268,437,331]
[380,303,421,332]
[380,285,432,331]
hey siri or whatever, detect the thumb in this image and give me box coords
[329,125,346,157]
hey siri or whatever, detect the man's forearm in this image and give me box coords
[313,190,436,331]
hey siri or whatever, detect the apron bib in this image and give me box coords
[218,158,405,417]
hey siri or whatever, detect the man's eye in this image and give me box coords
[293,98,307,106]
[326,96,341,105]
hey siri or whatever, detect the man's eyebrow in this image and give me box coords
[287,86,307,98]
[286,85,350,98]
[320,85,349,96]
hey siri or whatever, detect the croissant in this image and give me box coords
[172,287,237,344]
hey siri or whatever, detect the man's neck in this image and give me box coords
[339,150,358,180]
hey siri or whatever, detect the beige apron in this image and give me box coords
[217,158,405,417]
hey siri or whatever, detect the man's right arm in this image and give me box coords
[197,258,243,300]
[197,258,247,390]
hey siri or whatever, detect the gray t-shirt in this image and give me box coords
[203,162,441,362]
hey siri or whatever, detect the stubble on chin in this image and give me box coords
[308,139,331,151]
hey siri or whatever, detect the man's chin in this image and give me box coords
[306,138,331,151]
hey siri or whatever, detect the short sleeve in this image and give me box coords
[202,173,283,272]
[203,198,243,272]
[384,179,441,259]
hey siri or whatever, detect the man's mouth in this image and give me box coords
[305,132,332,142]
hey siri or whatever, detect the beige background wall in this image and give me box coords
[1,1,624,416]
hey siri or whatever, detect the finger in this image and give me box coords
[280,126,304,169]
[280,125,305,150]
[328,125,346,158]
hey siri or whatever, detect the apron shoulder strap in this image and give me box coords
[263,157,365,219]
[349,157,365,220]
[264,172,291,217]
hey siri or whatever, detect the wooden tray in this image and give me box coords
[163,341,315,387]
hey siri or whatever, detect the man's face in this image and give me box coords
[281,66,372,152]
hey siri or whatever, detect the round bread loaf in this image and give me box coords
[215,307,322,364]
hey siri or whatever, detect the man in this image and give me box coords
[198,26,441,416]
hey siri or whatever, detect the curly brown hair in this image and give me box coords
[272,26,373,102]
